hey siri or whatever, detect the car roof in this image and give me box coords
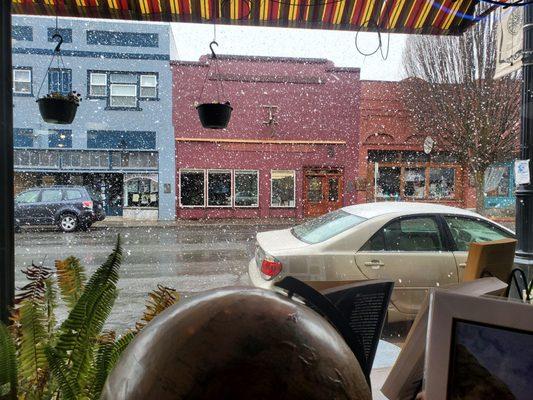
[24,186,87,190]
[342,202,481,219]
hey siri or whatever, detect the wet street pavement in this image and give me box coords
[15,223,291,332]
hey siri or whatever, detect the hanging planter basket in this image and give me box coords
[196,102,233,129]
[195,40,233,129]
[36,33,82,125]
[37,93,80,125]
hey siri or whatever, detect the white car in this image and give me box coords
[248,202,515,322]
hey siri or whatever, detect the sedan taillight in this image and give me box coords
[82,200,93,209]
[261,257,283,280]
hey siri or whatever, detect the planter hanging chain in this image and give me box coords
[197,22,227,104]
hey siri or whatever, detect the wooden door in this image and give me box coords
[304,170,343,217]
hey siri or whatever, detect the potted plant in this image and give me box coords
[36,91,82,124]
[196,100,233,129]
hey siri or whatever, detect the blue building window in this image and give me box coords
[48,28,73,43]
[14,129,33,148]
[86,30,158,48]
[48,69,72,95]
[49,130,72,148]
[87,131,156,150]
[12,25,33,41]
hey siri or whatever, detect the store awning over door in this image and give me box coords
[13,0,486,35]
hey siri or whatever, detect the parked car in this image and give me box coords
[248,202,515,322]
[15,185,106,232]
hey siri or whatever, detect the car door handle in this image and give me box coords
[364,260,384,269]
[459,263,466,269]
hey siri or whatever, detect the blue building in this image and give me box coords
[12,16,175,220]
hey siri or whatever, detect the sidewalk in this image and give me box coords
[95,217,304,228]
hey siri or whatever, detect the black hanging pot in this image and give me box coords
[196,102,233,129]
[37,96,79,124]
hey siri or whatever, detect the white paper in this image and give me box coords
[515,159,530,185]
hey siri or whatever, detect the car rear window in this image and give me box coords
[65,189,83,200]
[291,209,367,244]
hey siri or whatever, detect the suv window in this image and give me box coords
[362,217,443,252]
[16,190,39,204]
[444,216,514,251]
[40,189,63,203]
[65,189,83,200]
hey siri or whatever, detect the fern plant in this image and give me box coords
[0,236,179,400]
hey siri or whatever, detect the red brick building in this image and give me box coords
[171,55,361,219]
[357,81,476,209]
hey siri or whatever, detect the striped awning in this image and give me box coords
[12,0,483,35]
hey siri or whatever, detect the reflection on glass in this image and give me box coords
[328,177,339,202]
[429,168,455,199]
[307,176,323,203]
[235,170,258,207]
[376,167,400,198]
[271,170,295,207]
[208,170,232,206]
[180,170,204,206]
[404,168,425,198]
[484,165,510,197]
[125,178,158,207]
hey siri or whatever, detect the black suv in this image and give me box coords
[15,186,106,232]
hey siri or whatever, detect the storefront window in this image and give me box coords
[429,168,455,199]
[235,170,258,207]
[125,178,158,207]
[484,165,511,197]
[404,168,426,198]
[376,167,400,198]
[180,170,205,207]
[271,170,295,207]
[208,170,232,207]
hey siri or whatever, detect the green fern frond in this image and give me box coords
[86,334,115,400]
[55,257,86,309]
[0,323,17,400]
[45,347,79,400]
[44,277,57,339]
[54,236,122,390]
[135,284,179,333]
[16,299,49,390]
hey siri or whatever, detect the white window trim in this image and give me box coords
[234,170,259,208]
[270,169,296,208]
[140,74,157,98]
[13,68,31,94]
[179,169,206,208]
[110,83,137,108]
[207,169,233,208]
[89,72,107,97]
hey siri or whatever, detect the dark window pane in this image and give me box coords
[328,177,339,202]
[235,171,258,207]
[208,171,232,207]
[376,167,400,198]
[361,230,386,251]
[180,171,204,206]
[384,217,443,251]
[271,170,295,207]
[307,176,323,203]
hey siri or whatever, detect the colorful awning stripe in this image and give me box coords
[12,0,483,35]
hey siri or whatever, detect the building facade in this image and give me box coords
[357,81,477,209]
[12,16,175,220]
[171,55,361,219]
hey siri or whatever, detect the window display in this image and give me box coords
[125,178,158,207]
[235,170,258,207]
[180,170,205,206]
[429,168,455,199]
[208,170,232,207]
[271,170,295,207]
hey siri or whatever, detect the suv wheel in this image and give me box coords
[59,214,78,232]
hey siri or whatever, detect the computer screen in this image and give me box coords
[447,319,533,400]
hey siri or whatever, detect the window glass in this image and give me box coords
[48,69,72,95]
[208,170,232,207]
[328,177,339,202]
[180,170,204,206]
[125,178,158,207]
[16,190,39,203]
[271,170,295,207]
[110,84,137,107]
[40,189,63,202]
[65,190,82,200]
[429,168,455,199]
[484,165,511,197]
[90,72,107,96]
[404,168,425,198]
[383,217,443,251]
[292,209,367,244]
[307,176,323,203]
[140,74,157,98]
[445,216,514,251]
[376,166,400,198]
[235,170,258,207]
[360,230,386,251]
[13,68,31,94]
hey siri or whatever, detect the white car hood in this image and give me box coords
[256,228,309,254]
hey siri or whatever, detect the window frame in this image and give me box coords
[89,72,108,98]
[13,67,32,96]
[139,73,158,100]
[109,83,138,109]
[179,169,206,208]
[234,170,259,208]
[207,169,233,208]
[270,169,296,208]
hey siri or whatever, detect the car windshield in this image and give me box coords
[291,210,367,244]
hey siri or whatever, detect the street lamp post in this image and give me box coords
[0,1,15,325]
[515,4,533,274]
